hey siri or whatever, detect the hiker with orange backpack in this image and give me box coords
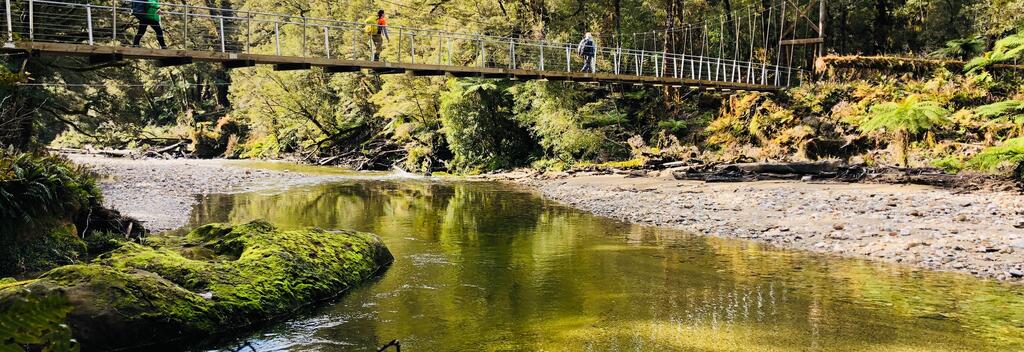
[365,10,390,61]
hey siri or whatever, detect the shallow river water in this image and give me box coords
[188,179,1024,351]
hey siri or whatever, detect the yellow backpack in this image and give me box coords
[363,17,379,35]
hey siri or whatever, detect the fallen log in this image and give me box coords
[725,161,843,175]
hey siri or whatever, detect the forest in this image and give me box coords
[0,0,1022,178]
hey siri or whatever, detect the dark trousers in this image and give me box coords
[581,54,594,72]
[132,16,166,48]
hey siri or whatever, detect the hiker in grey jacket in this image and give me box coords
[577,32,596,72]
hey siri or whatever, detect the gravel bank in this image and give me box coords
[492,171,1024,282]
[68,155,352,232]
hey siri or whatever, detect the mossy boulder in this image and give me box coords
[0,220,393,351]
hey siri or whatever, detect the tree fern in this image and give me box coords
[969,138,1024,180]
[930,36,986,60]
[966,33,1024,73]
[974,100,1024,136]
[860,98,950,135]
[859,97,951,166]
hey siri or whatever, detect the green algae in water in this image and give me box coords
[195,180,1024,351]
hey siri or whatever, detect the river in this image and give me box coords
[179,179,1023,351]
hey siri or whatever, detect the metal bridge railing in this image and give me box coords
[2,0,797,87]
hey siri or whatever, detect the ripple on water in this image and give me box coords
[406,253,455,266]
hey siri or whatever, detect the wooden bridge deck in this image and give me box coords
[4,41,783,92]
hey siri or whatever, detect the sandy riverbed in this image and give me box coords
[488,171,1024,282]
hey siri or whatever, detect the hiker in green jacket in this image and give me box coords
[131,0,166,49]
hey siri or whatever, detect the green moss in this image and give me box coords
[0,220,392,351]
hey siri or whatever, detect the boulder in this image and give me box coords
[0,220,392,351]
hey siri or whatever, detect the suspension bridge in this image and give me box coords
[0,0,820,91]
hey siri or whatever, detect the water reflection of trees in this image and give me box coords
[193,181,1024,351]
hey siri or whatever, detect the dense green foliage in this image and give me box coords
[0,289,78,352]
[0,151,99,276]
[0,150,100,234]
[0,151,145,276]
[0,220,392,350]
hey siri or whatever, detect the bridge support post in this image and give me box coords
[246,15,251,53]
[183,5,188,50]
[5,0,12,45]
[324,26,330,58]
[86,5,94,45]
[477,35,483,67]
[564,45,569,72]
[27,0,32,40]
[219,16,226,52]
[539,43,544,71]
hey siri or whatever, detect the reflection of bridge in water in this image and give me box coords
[1,0,818,91]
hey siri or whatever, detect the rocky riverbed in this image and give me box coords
[490,171,1024,282]
[67,155,356,232]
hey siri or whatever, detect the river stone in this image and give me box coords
[1011,239,1024,249]
[0,220,393,351]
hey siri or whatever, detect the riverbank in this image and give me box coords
[487,171,1024,282]
[67,155,357,232]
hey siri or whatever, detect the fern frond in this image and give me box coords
[969,138,1024,172]
[974,100,1024,118]
[859,97,951,134]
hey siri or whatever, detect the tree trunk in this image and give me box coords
[873,0,892,54]
[613,0,621,46]
[722,0,734,41]
[896,130,909,167]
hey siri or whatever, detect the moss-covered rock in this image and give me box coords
[0,220,393,351]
